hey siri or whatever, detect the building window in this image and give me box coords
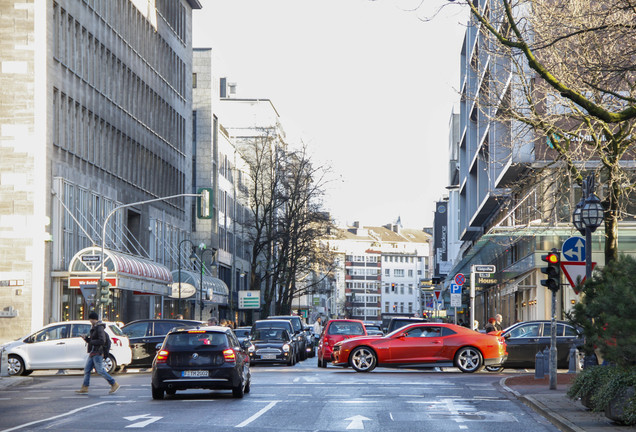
[408,284,413,294]
[408,302,413,313]
[395,269,404,277]
[385,269,390,276]
[385,302,389,313]
[400,285,404,295]
[408,269,413,277]
[400,302,404,313]
[192,73,197,88]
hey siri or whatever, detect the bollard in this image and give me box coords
[543,347,551,375]
[568,345,580,374]
[0,347,8,377]
[535,349,545,379]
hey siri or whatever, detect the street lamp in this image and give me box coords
[572,175,604,370]
[573,175,604,281]
[178,239,197,317]
[198,245,217,321]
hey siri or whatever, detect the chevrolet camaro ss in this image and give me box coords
[332,323,507,373]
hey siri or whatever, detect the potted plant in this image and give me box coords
[594,367,636,425]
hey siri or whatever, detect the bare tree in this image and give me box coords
[443,0,636,262]
[240,134,335,316]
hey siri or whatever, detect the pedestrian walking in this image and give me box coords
[313,316,322,344]
[473,320,479,331]
[76,311,119,395]
[494,314,503,331]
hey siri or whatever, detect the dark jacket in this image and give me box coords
[84,322,107,355]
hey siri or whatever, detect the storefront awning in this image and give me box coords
[171,270,229,305]
[68,247,172,296]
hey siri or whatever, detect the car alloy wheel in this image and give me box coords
[7,355,25,376]
[104,355,117,375]
[455,347,483,373]
[350,347,377,373]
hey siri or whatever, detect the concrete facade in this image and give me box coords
[0,0,201,343]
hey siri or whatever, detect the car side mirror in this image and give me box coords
[504,334,510,339]
[397,333,406,339]
[241,340,251,350]
[155,343,163,351]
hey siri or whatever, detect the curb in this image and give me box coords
[500,376,584,432]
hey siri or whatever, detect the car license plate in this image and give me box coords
[182,370,208,377]
[261,354,276,360]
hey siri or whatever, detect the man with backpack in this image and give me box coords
[76,311,120,394]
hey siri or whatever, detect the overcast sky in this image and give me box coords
[193,0,468,228]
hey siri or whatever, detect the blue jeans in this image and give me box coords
[82,354,115,387]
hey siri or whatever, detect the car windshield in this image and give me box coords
[108,324,124,336]
[234,329,250,337]
[327,322,365,336]
[253,329,286,341]
[165,332,227,349]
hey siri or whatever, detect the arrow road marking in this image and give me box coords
[124,414,162,428]
[345,415,371,430]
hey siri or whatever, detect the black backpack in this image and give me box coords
[103,332,112,358]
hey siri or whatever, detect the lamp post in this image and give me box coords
[572,175,604,369]
[572,175,604,281]
[178,239,197,317]
[198,245,217,321]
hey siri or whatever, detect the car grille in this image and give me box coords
[168,352,225,367]
[256,348,282,355]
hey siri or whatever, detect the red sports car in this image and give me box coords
[332,322,507,373]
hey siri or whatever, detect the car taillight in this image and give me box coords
[223,348,236,363]
[156,350,169,364]
[111,337,123,347]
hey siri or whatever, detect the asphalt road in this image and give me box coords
[0,359,558,432]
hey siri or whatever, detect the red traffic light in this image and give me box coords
[545,253,559,264]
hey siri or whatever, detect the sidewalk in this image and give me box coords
[502,373,631,432]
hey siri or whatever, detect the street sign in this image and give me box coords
[473,265,496,273]
[238,290,260,309]
[450,284,462,294]
[562,236,585,262]
[454,273,465,286]
[450,294,461,307]
[434,290,441,300]
[561,261,596,294]
[81,255,101,263]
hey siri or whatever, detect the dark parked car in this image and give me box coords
[490,320,585,370]
[121,319,203,369]
[363,323,384,336]
[267,315,309,360]
[385,317,428,334]
[151,326,251,399]
[252,320,299,363]
[248,328,295,365]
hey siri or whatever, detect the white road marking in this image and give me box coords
[389,412,394,421]
[0,400,135,432]
[23,397,50,400]
[124,414,162,428]
[459,426,468,429]
[236,401,279,428]
[345,415,371,430]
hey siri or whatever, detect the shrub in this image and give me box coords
[567,255,636,368]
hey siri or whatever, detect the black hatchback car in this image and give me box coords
[248,328,294,365]
[121,319,203,369]
[151,326,251,399]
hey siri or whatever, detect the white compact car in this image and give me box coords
[1,320,132,376]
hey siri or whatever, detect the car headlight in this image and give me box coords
[282,344,290,352]
[248,344,255,353]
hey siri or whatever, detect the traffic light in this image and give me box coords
[540,249,561,292]
[392,304,397,312]
[391,283,396,292]
[98,279,112,305]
